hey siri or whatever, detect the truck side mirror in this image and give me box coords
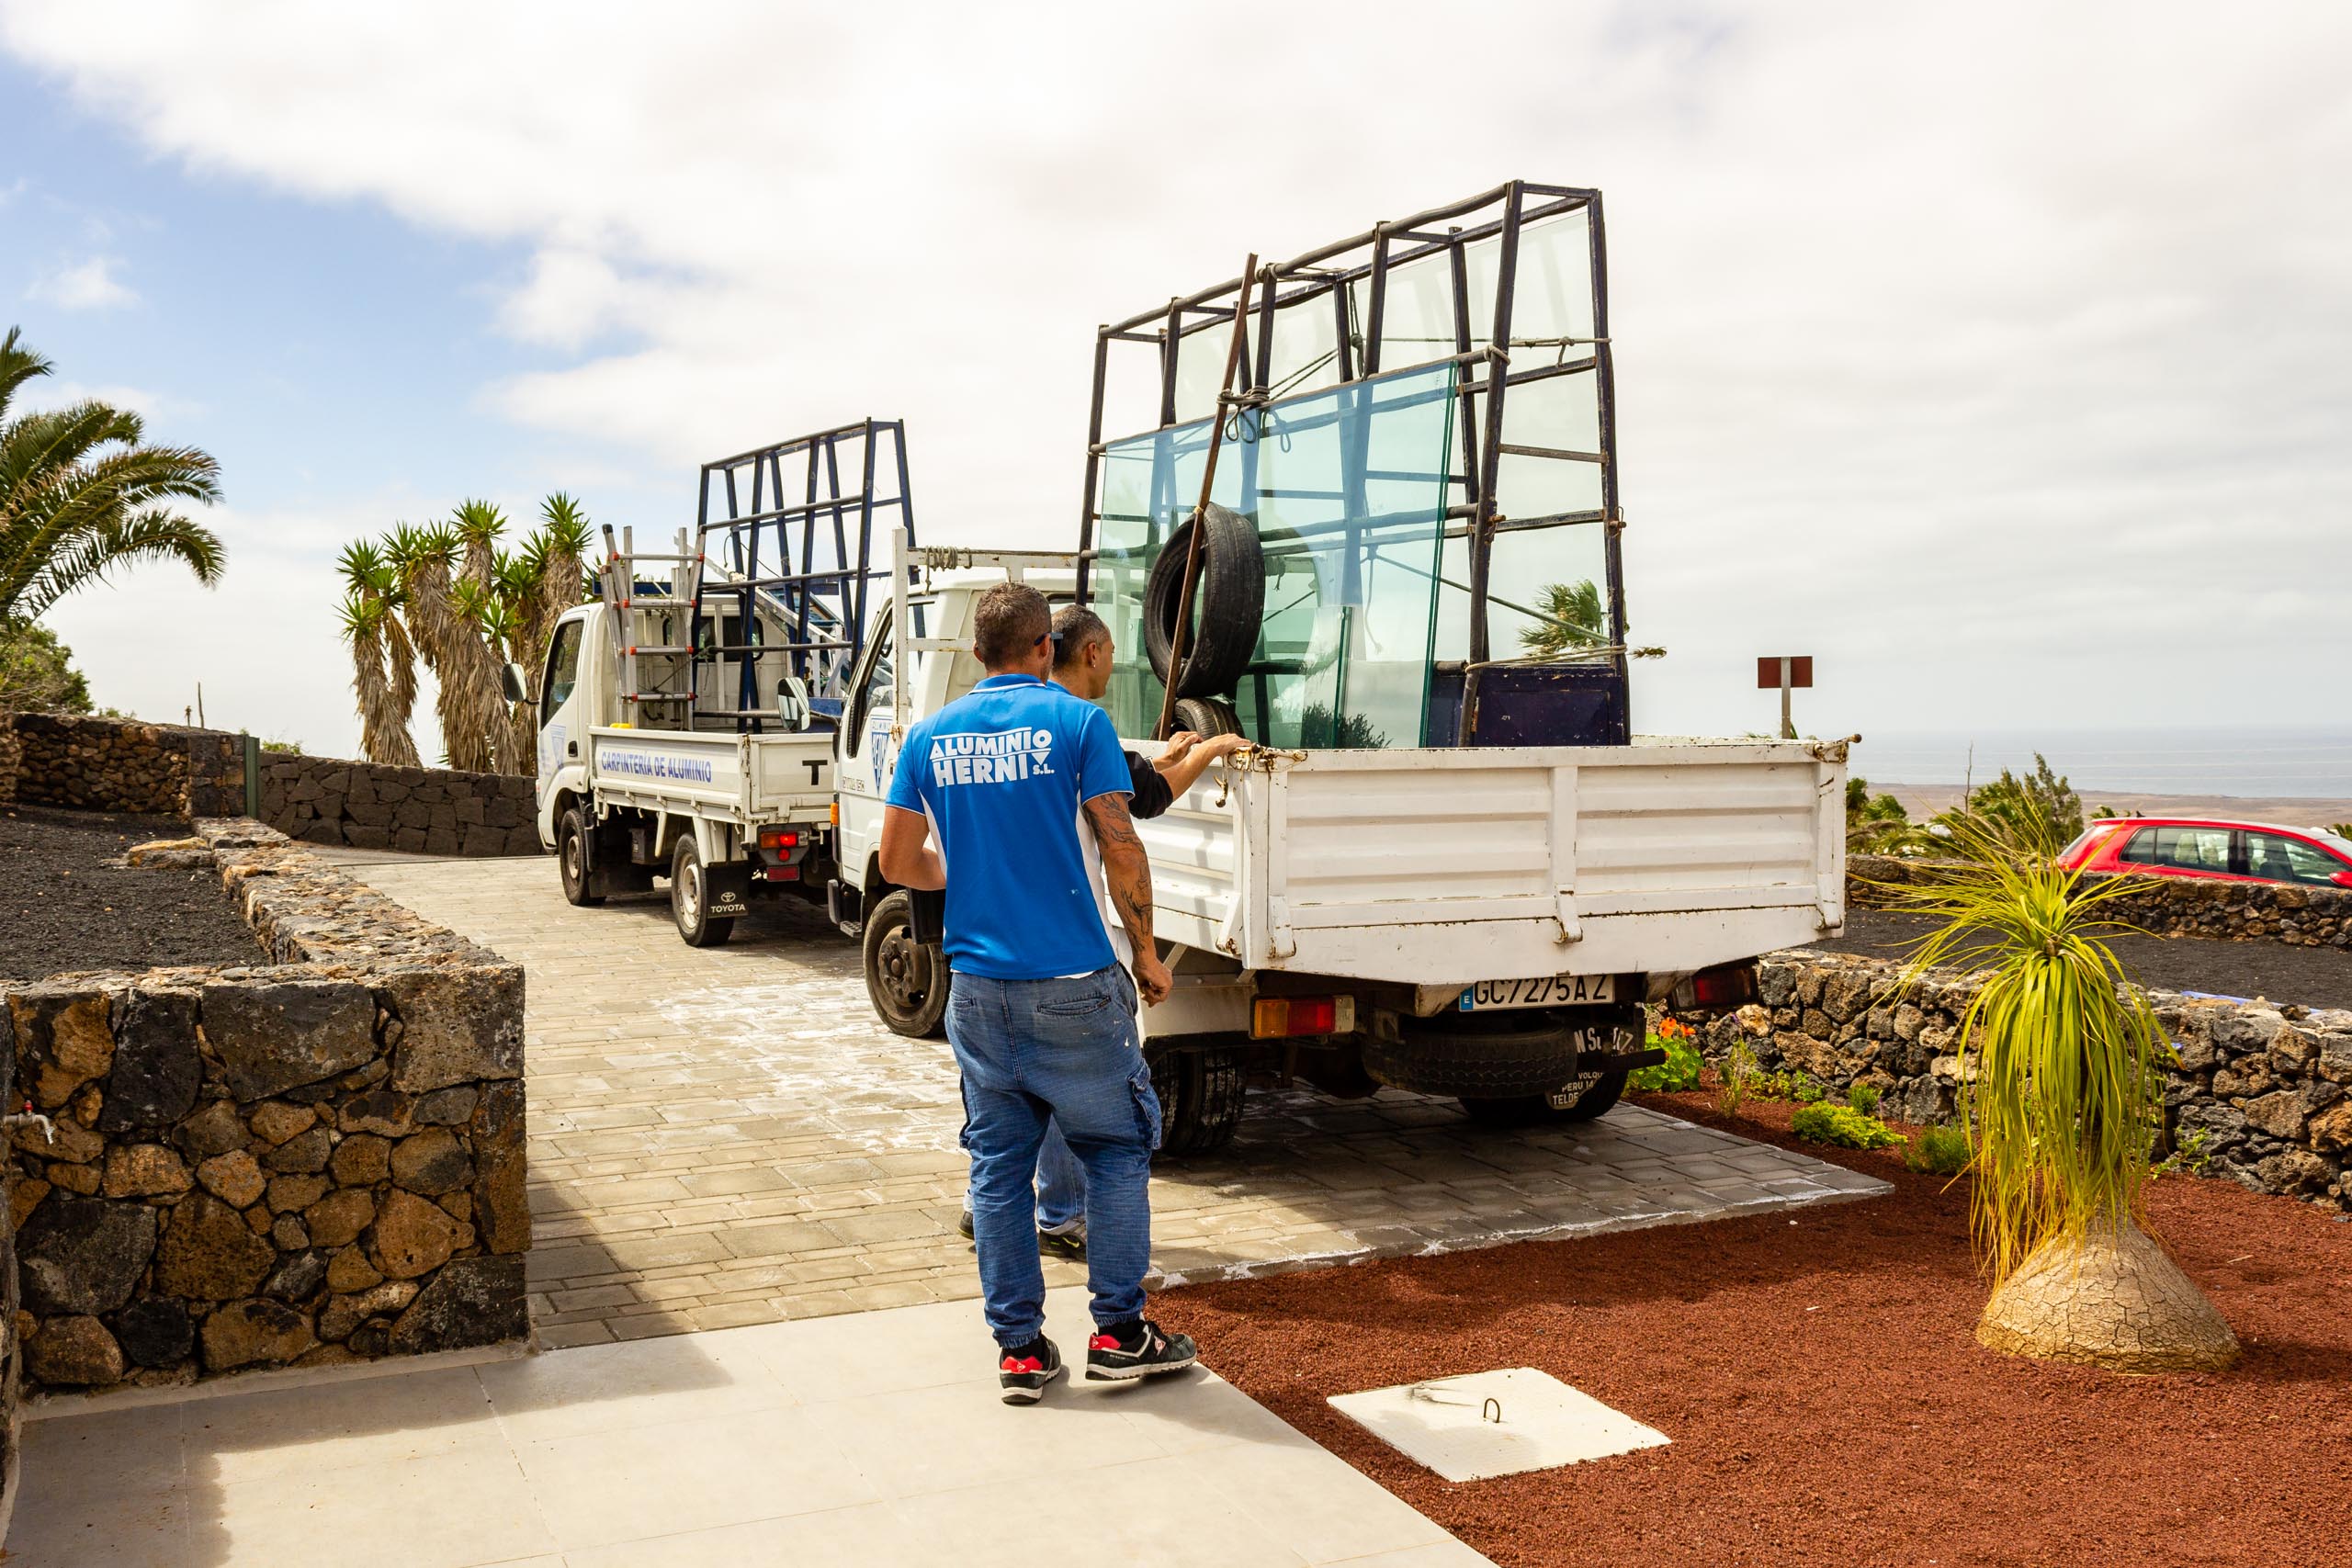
[2332,869,2352,891]
[776,675,813,732]
[500,661,530,705]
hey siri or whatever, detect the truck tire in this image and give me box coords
[1143,502,1263,699]
[1171,695,1242,738]
[1148,1042,1248,1156]
[1361,1005,1640,1101]
[1460,1067,1629,1127]
[864,890,948,1039]
[670,837,735,947]
[558,806,605,907]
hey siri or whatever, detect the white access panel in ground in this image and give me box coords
[1329,1367,1669,1483]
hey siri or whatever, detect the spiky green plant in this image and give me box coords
[1894,813,2166,1286]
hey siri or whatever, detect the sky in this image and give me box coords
[4,1,2348,770]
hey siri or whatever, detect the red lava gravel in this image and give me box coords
[1170,1089,2352,1568]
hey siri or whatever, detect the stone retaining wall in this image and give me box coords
[0,710,542,856]
[0,712,243,818]
[1671,950,2352,1211]
[3,820,528,1397]
[256,755,538,856]
[1850,853,2352,950]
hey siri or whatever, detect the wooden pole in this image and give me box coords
[1153,251,1259,741]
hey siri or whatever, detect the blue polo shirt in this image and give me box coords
[885,674,1134,979]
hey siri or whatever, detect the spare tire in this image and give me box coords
[1143,502,1262,699]
[1171,695,1242,738]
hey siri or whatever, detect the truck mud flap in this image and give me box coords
[910,886,945,946]
[1577,1046,1666,1074]
[703,860,753,922]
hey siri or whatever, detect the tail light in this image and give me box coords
[1672,962,1758,1011]
[1251,996,1355,1039]
[758,829,801,854]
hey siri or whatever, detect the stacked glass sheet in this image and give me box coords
[1091,361,1457,748]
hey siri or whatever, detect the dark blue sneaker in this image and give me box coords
[1085,1318,1196,1382]
[998,1335,1065,1404]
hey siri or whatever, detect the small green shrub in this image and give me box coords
[1717,1040,1758,1115]
[1904,1121,1971,1176]
[1629,1031,1702,1093]
[2154,1126,2211,1178]
[1792,1102,1904,1150]
[1790,1074,1826,1105]
[1846,1081,1882,1116]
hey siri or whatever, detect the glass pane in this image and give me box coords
[1466,210,1597,349]
[1493,371,1604,521]
[1092,362,1457,749]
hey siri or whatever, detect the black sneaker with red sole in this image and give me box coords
[998,1336,1065,1404]
[1084,1318,1197,1382]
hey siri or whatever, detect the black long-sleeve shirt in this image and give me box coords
[1125,750,1172,820]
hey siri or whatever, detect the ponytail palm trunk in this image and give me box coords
[1899,818,2237,1372]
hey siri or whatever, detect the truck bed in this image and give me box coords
[588,726,836,825]
[1137,737,1848,986]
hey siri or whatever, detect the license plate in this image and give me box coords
[1457,974,1617,1011]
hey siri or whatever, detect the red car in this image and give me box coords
[2057,818,2352,890]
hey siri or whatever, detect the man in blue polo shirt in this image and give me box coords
[879,581,1197,1404]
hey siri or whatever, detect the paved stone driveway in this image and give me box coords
[322,852,1887,1348]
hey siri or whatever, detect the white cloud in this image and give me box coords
[4,0,2350,746]
[11,378,170,418]
[26,253,137,309]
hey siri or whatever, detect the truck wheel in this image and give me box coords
[1362,1005,1641,1101]
[1143,502,1263,699]
[864,890,948,1038]
[1148,1043,1248,1156]
[559,807,605,907]
[670,837,735,947]
[1460,1068,1629,1127]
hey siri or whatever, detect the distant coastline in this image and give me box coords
[1875,783,2352,829]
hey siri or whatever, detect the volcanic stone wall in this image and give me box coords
[0,710,542,856]
[0,712,243,818]
[1672,950,2352,1212]
[2,821,528,1396]
[255,755,539,856]
[1850,853,2352,950]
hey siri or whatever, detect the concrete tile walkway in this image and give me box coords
[316,851,1889,1344]
[10,1289,1493,1568]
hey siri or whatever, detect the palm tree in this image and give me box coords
[527,492,592,668]
[387,522,498,773]
[0,326,224,626]
[335,541,423,767]
[1516,579,1606,660]
[1899,814,2238,1372]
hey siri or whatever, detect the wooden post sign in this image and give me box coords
[1757,656,1813,740]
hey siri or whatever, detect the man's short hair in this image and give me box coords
[1050,604,1110,670]
[972,582,1052,668]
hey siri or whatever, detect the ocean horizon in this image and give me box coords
[1849,727,2352,802]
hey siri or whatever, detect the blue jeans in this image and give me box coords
[961,1119,1086,1233]
[947,965,1159,1349]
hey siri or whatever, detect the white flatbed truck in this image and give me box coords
[515,421,913,944]
[829,536,1849,1150]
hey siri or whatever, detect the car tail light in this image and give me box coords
[758,829,801,853]
[1251,996,1355,1039]
[1673,962,1758,1011]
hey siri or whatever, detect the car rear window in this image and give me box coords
[2245,831,2346,886]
